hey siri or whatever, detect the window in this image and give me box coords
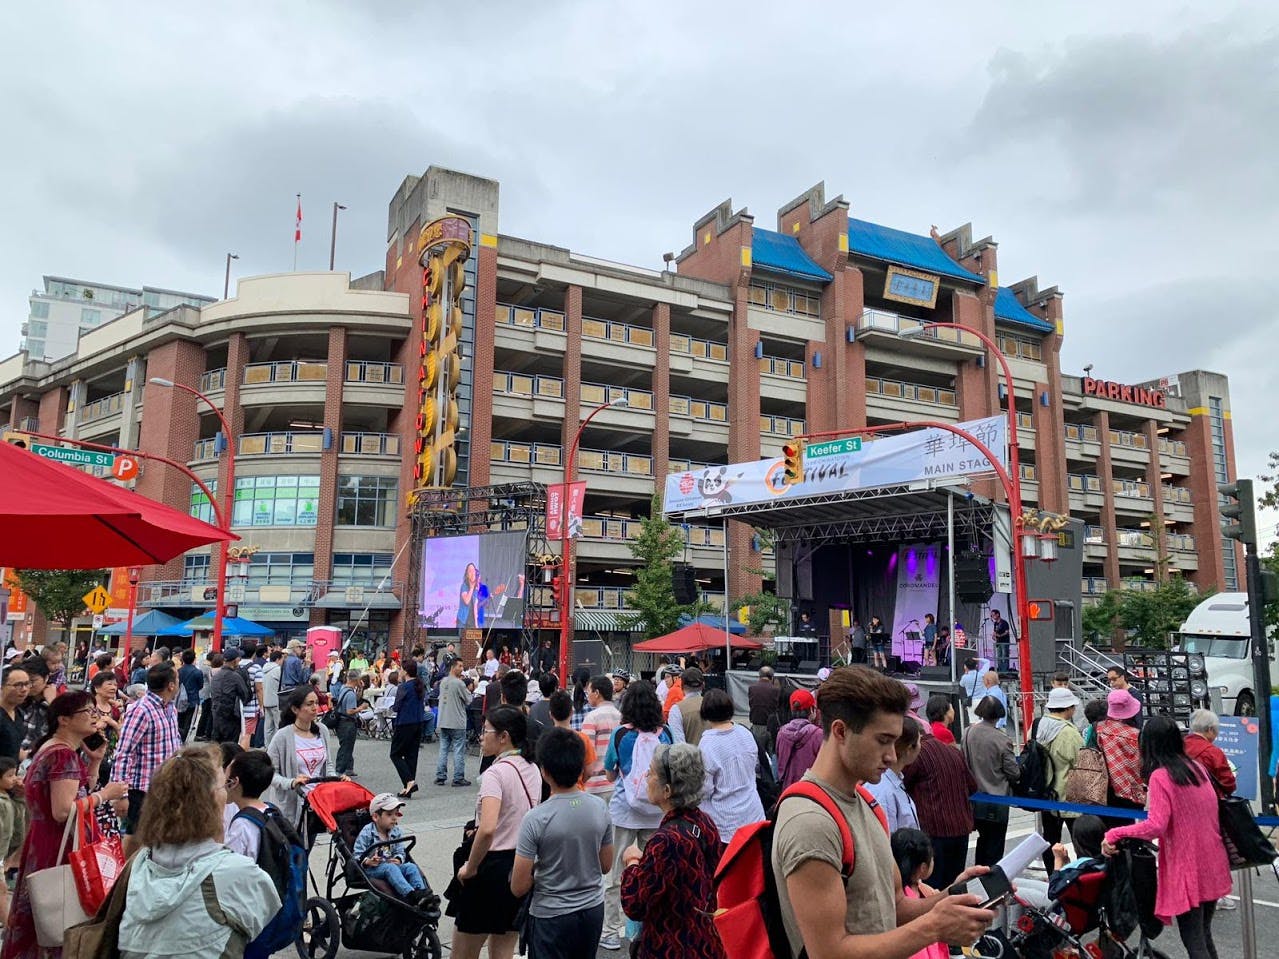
[331,553,395,586]
[246,552,314,586]
[80,308,101,327]
[27,320,47,338]
[183,554,211,581]
[230,475,320,527]
[24,339,44,357]
[748,282,820,318]
[336,475,398,526]
[190,481,218,524]
[29,301,49,319]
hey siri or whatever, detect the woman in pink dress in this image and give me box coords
[3,691,128,959]
[1102,716,1231,959]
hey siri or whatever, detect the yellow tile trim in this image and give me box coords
[791,221,800,234]
[838,233,849,253]
[988,269,998,288]
[740,246,752,269]
[480,233,498,248]
[1187,407,1208,416]
[703,231,711,246]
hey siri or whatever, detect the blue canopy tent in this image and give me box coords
[156,611,275,638]
[96,610,183,636]
[676,614,747,635]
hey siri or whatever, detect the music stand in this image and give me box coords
[903,630,923,665]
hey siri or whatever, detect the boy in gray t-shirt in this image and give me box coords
[513,727,615,959]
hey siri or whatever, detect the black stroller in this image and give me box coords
[295,780,442,959]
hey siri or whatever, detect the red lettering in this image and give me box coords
[1082,377,1097,396]
[1121,385,1133,402]
[1106,382,1120,399]
[1154,393,1166,409]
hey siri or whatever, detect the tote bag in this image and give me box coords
[69,797,126,913]
[28,801,91,947]
[1219,794,1278,869]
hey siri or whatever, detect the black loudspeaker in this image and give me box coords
[955,554,993,603]
[572,639,604,674]
[919,666,951,681]
[672,563,697,604]
[796,552,814,602]
[776,542,795,599]
[797,660,820,673]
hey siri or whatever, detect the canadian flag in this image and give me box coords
[294,196,303,242]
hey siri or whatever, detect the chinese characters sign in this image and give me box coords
[546,482,587,539]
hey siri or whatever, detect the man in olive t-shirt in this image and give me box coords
[769,666,995,959]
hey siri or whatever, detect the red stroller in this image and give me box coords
[294,779,442,959]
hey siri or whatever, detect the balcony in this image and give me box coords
[1108,428,1151,467]
[18,416,39,432]
[759,355,807,404]
[760,414,804,440]
[80,391,127,424]
[582,316,656,368]
[1112,478,1153,515]
[668,457,720,474]
[345,361,403,386]
[1064,423,1101,460]
[746,282,824,342]
[1115,528,1157,562]
[490,440,563,469]
[669,394,728,444]
[239,431,324,456]
[200,368,227,394]
[1019,463,1038,503]
[340,432,400,457]
[489,441,655,496]
[494,371,566,421]
[344,360,405,407]
[853,308,985,357]
[244,360,327,385]
[1167,532,1197,553]
[1158,437,1191,476]
[1015,411,1035,449]
[495,303,566,353]
[1082,576,1108,597]
[1068,473,1105,510]
[1162,484,1194,523]
[136,578,325,609]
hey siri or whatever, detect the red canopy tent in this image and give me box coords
[0,441,234,568]
[632,622,763,654]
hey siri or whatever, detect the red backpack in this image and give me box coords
[713,780,888,959]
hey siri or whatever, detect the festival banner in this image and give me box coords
[662,416,1008,515]
[890,544,941,661]
[546,482,587,539]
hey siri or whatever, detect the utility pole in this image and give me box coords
[329,203,347,271]
[223,253,239,300]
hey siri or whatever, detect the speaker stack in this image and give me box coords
[955,554,993,603]
[672,563,698,604]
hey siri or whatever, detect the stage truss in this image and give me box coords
[405,482,552,655]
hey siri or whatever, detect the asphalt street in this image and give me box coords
[290,735,1279,959]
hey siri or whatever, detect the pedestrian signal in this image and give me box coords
[781,443,803,485]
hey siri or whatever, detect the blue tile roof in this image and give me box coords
[994,286,1054,332]
[750,229,833,282]
[846,218,983,284]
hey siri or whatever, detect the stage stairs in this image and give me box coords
[1059,642,1123,699]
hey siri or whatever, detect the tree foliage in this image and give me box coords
[13,568,108,637]
[1082,575,1205,649]
[730,591,789,636]
[621,495,712,640]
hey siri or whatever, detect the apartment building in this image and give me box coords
[0,166,1240,648]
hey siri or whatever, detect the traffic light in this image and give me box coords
[1,430,32,449]
[1218,479,1257,546]
[781,442,803,485]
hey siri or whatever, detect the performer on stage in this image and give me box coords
[922,614,937,665]
[990,608,1012,671]
[457,563,481,627]
[868,615,888,670]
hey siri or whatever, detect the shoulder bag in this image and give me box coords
[1218,794,1278,869]
[28,799,91,947]
[63,857,136,959]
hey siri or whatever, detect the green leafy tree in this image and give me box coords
[1082,575,1204,649]
[622,495,712,640]
[13,568,108,640]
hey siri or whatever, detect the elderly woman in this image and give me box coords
[697,689,764,845]
[1097,689,1146,818]
[620,743,725,959]
[118,745,280,958]
[962,695,1020,867]
[1183,708,1237,796]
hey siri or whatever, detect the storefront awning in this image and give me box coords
[575,610,642,633]
[313,590,402,610]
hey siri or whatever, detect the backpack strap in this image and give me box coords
[777,781,858,878]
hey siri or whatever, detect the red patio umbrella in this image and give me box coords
[0,441,234,568]
[632,622,763,654]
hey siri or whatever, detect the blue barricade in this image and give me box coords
[969,792,1279,828]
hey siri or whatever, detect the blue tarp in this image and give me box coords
[994,286,1054,333]
[751,229,833,283]
[156,610,274,637]
[846,218,983,284]
[96,609,182,636]
[676,614,747,635]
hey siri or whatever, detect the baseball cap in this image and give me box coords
[1046,687,1081,710]
[327,650,341,659]
[222,646,243,661]
[4,648,23,662]
[681,667,704,688]
[369,792,407,815]
[789,689,816,711]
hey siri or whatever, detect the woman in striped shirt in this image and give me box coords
[695,689,764,846]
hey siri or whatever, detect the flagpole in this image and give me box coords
[293,193,302,271]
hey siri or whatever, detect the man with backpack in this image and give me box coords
[766,666,995,959]
[225,750,308,959]
[176,648,204,742]
[1032,686,1083,871]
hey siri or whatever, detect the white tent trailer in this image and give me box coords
[1178,592,1276,716]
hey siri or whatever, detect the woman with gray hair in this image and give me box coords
[1184,708,1237,796]
[620,743,726,959]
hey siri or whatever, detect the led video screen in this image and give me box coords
[418,530,527,630]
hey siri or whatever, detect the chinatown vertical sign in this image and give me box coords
[413,217,472,493]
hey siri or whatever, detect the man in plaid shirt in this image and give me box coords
[114,662,181,855]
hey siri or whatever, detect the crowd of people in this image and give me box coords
[0,637,1249,959]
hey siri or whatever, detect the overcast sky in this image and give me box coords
[3,1,1276,543]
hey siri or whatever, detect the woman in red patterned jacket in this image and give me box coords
[1183,709,1237,795]
[1097,690,1147,820]
[620,743,725,959]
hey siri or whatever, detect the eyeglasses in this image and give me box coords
[71,707,93,716]
[481,727,496,737]
[3,681,30,689]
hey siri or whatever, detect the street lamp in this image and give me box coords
[558,395,629,682]
[149,377,236,652]
[900,320,1034,731]
[223,253,239,300]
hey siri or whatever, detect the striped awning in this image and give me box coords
[574,610,642,633]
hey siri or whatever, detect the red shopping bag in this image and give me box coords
[68,798,126,914]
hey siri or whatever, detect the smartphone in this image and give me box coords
[949,865,1012,908]
[83,733,107,751]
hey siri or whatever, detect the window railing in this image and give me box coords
[1016,412,1034,430]
[760,414,805,437]
[1064,423,1101,443]
[1119,579,1159,594]
[193,437,218,460]
[748,282,820,319]
[496,371,564,399]
[200,368,227,392]
[1020,464,1037,481]
[496,303,566,332]
[996,332,1044,362]
[669,394,727,423]
[345,361,403,385]
[490,440,562,468]
[239,431,324,455]
[1167,533,1196,552]
[760,356,805,378]
[1158,438,1188,457]
[866,375,957,406]
[1113,479,1152,499]
[19,416,39,432]
[1085,525,1105,544]
[1068,473,1104,494]
[582,315,654,348]
[856,308,983,348]
[669,458,719,473]
[1108,429,1149,451]
[577,448,653,476]
[1082,577,1108,595]
[582,382,654,411]
[670,333,728,361]
[1115,529,1155,548]
[244,360,327,385]
[340,432,400,456]
[1161,484,1192,505]
[80,391,125,422]
[573,585,631,609]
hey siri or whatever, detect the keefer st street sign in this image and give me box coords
[805,437,863,459]
[29,442,116,469]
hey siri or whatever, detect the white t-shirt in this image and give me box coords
[223,803,263,860]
